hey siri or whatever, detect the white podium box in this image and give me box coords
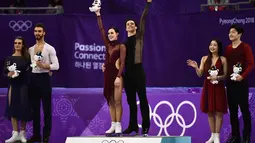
[65,136,191,143]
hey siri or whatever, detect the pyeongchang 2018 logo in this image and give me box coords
[219,17,255,25]
[9,20,32,32]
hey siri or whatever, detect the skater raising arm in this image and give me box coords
[187,56,206,77]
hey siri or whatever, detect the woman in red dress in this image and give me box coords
[94,9,126,136]
[187,40,228,143]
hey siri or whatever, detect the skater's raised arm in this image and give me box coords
[187,56,207,77]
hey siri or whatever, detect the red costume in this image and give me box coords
[201,57,228,113]
[96,15,126,104]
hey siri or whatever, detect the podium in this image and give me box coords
[65,136,191,143]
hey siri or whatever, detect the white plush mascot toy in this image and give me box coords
[207,66,219,84]
[89,0,101,12]
[230,62,242,81]
[31,51,43,68]
[7,63,20,78]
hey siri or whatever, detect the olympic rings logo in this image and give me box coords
[9,20,32,32]
[137,100,197,136]
[101,140,124,143]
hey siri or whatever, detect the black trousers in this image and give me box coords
[226,80,251,137]
[29,73,52,137]
[124,64,150,129]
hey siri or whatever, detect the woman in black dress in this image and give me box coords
[4,36,32,143]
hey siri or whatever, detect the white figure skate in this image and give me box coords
[89,0,101,12]
[5,131,20,143]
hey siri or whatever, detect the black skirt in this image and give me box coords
[5,84,32,121]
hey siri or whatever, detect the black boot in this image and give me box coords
[242,135,250,143]
[43,136,49,143]
[27,135,41,143]
[227,136,241,143]
[142,128,149,137]
[122,127,139,135]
